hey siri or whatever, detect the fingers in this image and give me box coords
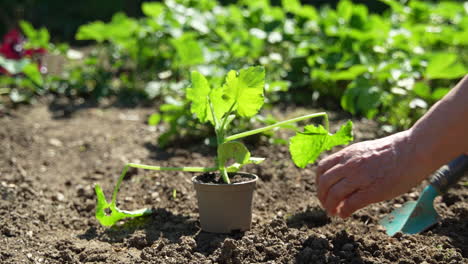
[323,177,360,216]
[337,190,374,218]
[316,153,342,185]
[317,163,347,205]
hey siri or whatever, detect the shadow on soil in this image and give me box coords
[194,231,246,256]
[78,208,198,248]
[78,208,245,254]
[286,206,331,229]
[295,231,365,264]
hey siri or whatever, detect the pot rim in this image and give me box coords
[192,172,258,186]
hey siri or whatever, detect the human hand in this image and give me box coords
[315,130,430,218]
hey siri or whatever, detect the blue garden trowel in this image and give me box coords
[379,154,468,236]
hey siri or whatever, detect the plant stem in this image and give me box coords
[208,96,220,131]
[225,112,329,142]
[219,102,237,136]
[208,96,224,146]
[221,168,230,184]
[127,163,217,172]
[111,163,217,204]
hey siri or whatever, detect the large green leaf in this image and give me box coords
[223,66,265,117]
[187,71,211,123]
[186,71,231,125]
[290,121,353,168]
[208,86,232,124]
[217,141,251,168]
[426,52,467,80]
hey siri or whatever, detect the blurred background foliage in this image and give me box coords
[0,0,467,146]
[0,0,390,41]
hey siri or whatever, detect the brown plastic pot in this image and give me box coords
[192,172,258,233]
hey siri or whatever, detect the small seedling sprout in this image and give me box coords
[94,66,353,226]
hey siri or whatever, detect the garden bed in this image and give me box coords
[0,100,466,264]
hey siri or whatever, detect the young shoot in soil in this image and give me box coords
[94,66,353,226]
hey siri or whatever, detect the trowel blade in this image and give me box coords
[379,200,440,236]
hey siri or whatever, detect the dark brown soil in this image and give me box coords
[195,173,256,184]
[1,100,467,264]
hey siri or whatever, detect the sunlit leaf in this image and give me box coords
[426,53,467,80]
[290,121,353,168]
[142,2,165,17]
[187,71,211,123]
[223,66,265,117]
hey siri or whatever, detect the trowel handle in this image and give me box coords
[429,154,468,194]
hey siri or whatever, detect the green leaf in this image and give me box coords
[337,0,353,21]
[426,53,467,80]
[282,0,301,13]
[148,113,161,126]
[226,157,265,172]
[208,86,232,125]
[290,121,353,168]
[282,0,318,19]
[142,2,165,17]
[223,66,265,117]
[170,35,204,67]
[76,13,138,43]
[432,88,450,100]
[331,65,367,80]
[187,71,211,123]
[341,78,382,119]
[23,63,43,86]
[76,21,107,42]
[19,21,36,39]
[217,141,251,168]
[95,184,151,227]
[95,164,153,227]
[413,82,431,99]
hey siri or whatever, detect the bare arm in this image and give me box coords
[316,75,468,218]
[410,75,468,169]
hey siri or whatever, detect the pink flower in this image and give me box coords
[0,29,23,59]
[0,28,48,75]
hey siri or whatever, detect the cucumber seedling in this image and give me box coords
[94,66,353,226]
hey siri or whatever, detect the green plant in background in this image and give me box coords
[288,0,467,130]
[94,66,354,226]
[1,0,467,136]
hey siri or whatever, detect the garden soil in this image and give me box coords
[1,99,467,264]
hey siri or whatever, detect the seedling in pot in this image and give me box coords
[94,66,354,227]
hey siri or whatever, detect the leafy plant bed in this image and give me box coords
[0,102,467,263]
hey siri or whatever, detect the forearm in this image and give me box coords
[407,75,468,177]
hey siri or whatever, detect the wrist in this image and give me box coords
[406,125,460,177]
